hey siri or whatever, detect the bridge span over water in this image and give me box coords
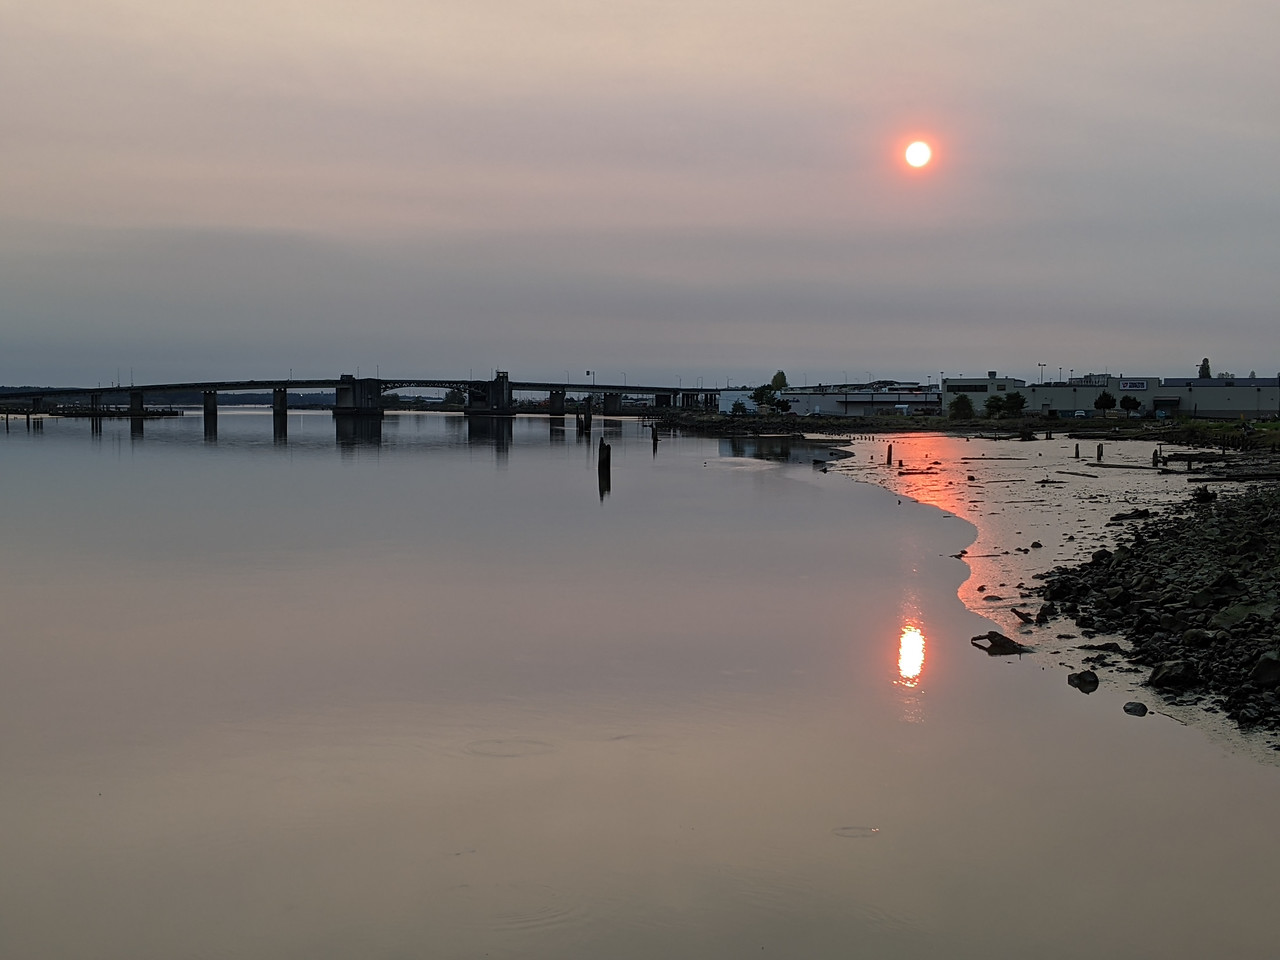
[3,371,722,440]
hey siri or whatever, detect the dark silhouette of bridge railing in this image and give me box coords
[2,371,722,440]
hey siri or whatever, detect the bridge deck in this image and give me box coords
[3,377,721,401]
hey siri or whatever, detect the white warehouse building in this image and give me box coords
[942,371,1280,419]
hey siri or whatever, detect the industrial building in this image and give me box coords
[943,372,1280,420]
[719,381,941,417]
[722,370,1280,420]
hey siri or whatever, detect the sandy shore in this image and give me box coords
[823,429,1280,763]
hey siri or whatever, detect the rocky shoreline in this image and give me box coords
[1032,484,1280,738]
[814,429,1280,757]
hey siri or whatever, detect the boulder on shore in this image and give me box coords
[1149,660,1199,690]
[1033,484,1280,734]
[970,631,1032,656]
[1067,670,1099,694]
[1249,651,1280,687]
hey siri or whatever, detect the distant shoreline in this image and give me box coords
[656,409,1278,449]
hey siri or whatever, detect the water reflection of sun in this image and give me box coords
[897,624,925,687]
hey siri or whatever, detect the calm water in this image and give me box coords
[3,411,1278,958]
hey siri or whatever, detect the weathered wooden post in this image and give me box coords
[1074,443,1080,459]
[1096,443,1103,461]
[597,436,612,498]
[272,387,288,442]
[887,443,893,465]
[203,390,218,440]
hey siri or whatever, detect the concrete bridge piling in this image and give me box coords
[333,375,384,443]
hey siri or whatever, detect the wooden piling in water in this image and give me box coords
[597,436,611,498]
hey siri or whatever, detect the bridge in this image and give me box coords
[1,371,722,440]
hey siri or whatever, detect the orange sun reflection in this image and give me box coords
[897,624,925,687]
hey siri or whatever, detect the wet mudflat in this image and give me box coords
[2,413,1278,959]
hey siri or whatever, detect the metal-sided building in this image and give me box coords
[943,372,1280,419]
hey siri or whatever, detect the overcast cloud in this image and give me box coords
[2,0,1277,387]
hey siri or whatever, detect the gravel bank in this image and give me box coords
[827,431,1280,759]
[1034,484,1280,736]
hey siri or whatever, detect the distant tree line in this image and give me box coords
[747,371,792,414]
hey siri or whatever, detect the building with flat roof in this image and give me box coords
[782,381,940,417]
[941,372,1280,420]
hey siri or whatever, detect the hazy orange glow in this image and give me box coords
[905,141,932,167]
[897,624,925,687]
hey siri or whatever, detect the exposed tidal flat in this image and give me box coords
[4,411,1280,958]
[826,429,1280,757]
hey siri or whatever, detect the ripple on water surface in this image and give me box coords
[464,738,558,758]
[490,882,590,933]
[832,825,881,839]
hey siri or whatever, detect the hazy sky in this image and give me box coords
[3,1,1277,387]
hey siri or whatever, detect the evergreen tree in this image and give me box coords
[948,394,975,419]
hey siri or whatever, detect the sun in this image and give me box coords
[905,141,932,168]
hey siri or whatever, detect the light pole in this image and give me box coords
[1058,367,1063,383]
[622,372,626,387]
[1038,362,1046,383]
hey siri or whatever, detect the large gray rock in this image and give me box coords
[1249,651,1280,687]
[1209,604,1257,630]
[1149,660,1200,690]
[1188,589,1217,609]
[1181,628,1214,647]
